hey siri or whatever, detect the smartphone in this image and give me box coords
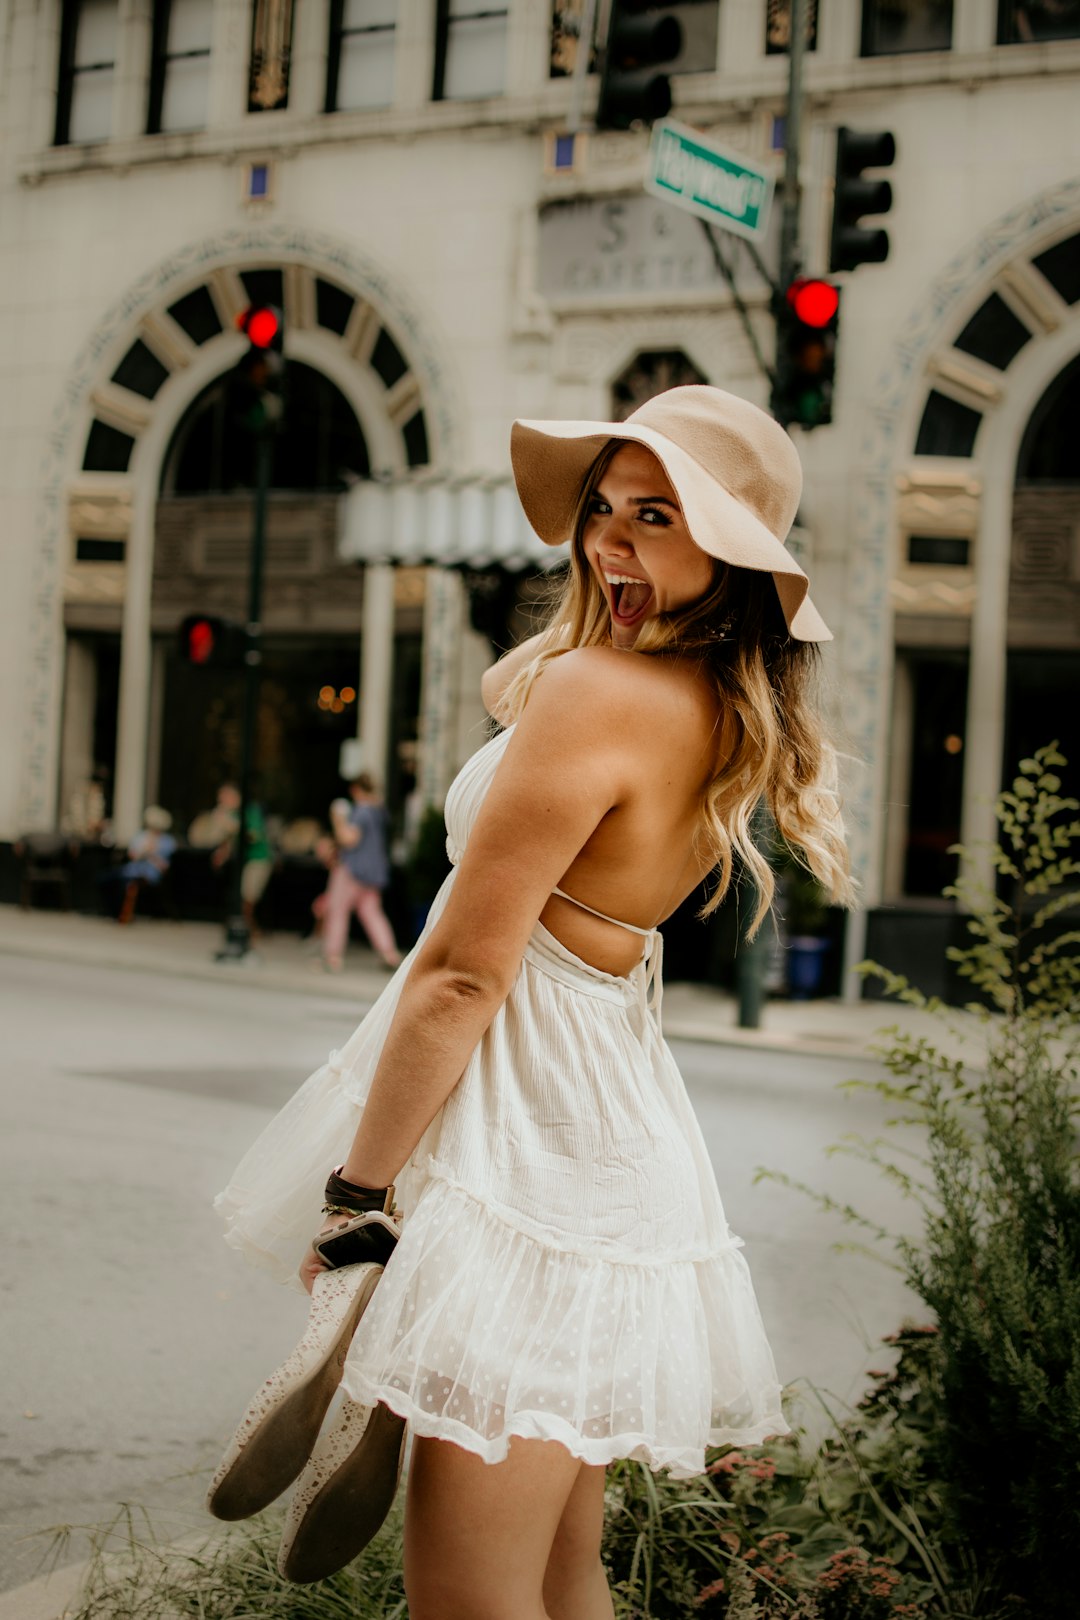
[313,1209,400,1270]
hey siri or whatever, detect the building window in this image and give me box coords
[611,351,707,421]
[952,292,1032,372]
[998,0,1080,43]
[148,0,213,133]
[914,390,982,458]
[433,0,508,101]
[249,0,295,111]
[766,0,818,54]
[861,0,953,55]
[326,0,396,112]
[55,0,119,146]
[1033,230,1080,305]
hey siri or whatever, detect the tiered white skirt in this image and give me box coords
[216,871,788,1477]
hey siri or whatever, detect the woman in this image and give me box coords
[213,386,852,1618]
[321,772,402,971]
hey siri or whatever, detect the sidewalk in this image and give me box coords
[0,902,981,1060]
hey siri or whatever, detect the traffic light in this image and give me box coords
[829,127,896,274]
[233,303,285,432]
[596,0,682,131]
[178,614,244,666]
[771,278,840,430]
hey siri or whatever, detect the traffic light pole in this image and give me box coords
[217,426,270,962]
[778,0,807,295]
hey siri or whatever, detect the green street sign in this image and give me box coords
[645,119,774,241]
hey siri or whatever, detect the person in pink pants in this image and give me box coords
[321,774,402,972]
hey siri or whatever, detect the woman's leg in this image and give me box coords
[352,883,402,966]
[320,865,357,968]
[404,1434,598,1620]
[544,1463,615,1620]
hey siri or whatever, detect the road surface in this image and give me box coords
[0,955,919,1593]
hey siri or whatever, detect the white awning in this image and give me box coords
[337,473,568,572]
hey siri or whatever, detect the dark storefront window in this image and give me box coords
[1002,654,1080,799]
[862,0,953,55]
[902,653,969,897]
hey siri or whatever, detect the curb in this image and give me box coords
[0,925,880,1061]
[0,1560,86,1620]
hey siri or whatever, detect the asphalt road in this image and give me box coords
[0,955,919,1595]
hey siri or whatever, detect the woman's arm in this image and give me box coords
[337,649,638,1190]
[330,799,360,849]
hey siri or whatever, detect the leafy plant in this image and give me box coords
[759,744,1080,1616]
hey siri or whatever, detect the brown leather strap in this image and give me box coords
[325,1167,394,1215]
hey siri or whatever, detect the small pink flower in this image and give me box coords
[707,1451,743,1474]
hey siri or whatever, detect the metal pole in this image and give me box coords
[736,924,769,1029]
[778,0,807,294]
[217,428,270,961]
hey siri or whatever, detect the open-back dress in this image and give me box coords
[216,723,788,1477]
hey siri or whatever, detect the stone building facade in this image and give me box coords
[1,0,1079,985]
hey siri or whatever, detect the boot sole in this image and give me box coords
[278,1400,407,1583]
[207,1265,382,1521]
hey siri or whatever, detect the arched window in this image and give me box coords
[1016,355,1080,483]
[610,349,707,421]
[160,360,370,494]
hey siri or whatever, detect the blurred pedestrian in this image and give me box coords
[190,783,274,937]
[62,762,112,844]
[116,805,175,924]
[320,773,401,971]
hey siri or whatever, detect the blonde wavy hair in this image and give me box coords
[502,442,855,935]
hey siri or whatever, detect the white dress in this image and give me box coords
[216,724,788,1477]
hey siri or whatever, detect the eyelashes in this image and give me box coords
[587,498,673,528]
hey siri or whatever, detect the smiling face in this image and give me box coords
[581,442,717,649]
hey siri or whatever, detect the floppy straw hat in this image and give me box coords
[510,384,831,642]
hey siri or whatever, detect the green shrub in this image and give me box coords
[763,744,1080,1616]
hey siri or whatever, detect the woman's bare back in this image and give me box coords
[521,647,726,978]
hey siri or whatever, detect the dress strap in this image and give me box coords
[550,885,663,1039]
[550,885,655,938]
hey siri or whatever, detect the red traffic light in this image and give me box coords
[238,305,281,349]
[787,278,840,328]
[186,617,216,664]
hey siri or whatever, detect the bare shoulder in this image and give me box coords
[524,645,720,746]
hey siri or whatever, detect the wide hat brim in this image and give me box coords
[510,417,831,643]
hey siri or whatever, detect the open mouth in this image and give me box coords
[607,575,654,628]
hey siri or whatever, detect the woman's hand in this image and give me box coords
[297,1213,353,1294]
